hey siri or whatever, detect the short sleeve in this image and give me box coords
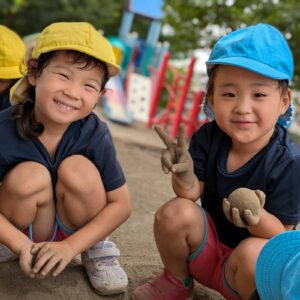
[266,155,300,224]
[188,123,214,181]
[95,128,126,192]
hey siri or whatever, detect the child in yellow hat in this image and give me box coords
[0,22,131,296]
[0,25,26,110]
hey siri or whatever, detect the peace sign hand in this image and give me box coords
[155,124,194,183]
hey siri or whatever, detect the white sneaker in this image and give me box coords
[81,240,128,295]
[0,243,17,263]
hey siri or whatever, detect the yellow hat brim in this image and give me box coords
[0,66,23,79]
[10,76,30,105]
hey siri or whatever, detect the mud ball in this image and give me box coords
[228,188,261,215]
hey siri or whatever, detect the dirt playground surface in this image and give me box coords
[0,113,224,300]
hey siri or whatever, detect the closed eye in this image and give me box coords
[85,84,99,92]
[254,92,266,97]
[222,92,235,97]
[57,73,68,80]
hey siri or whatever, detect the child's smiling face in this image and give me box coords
[209,65,290,150]
[28,51,103,130]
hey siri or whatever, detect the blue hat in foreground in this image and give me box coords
[206,23,294,82]
[204,23,295,128]
[256,230,300,300]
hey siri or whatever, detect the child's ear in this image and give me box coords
[280,88,291,114]
[27,59,38,86]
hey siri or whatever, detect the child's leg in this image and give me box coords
[55,154,106,230]
[154,197,205,278]
[132,197,205,300]
[0,161,54,242]
[225,237,267,300]
[54,154,127,295]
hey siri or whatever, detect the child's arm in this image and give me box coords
[171,174,204,201]
[247,209,287,238]
[31,184,131,277]
[223,198,287,238]
[0,213,35,277]
[155,124,203,201]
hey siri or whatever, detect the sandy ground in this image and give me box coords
[0,112,224,300]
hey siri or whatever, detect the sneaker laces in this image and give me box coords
[94,256,119,267]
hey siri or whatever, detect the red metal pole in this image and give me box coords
[185,90,205,138]
[147,51,170,128]
[170,56,196,138]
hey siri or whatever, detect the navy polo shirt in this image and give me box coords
[189,121,300,248]
[0,108,125,192]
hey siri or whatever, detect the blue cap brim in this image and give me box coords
[206,56,292,82]
[256,230,300,300]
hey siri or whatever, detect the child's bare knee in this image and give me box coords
[57,155,101,192]
[155,198,197,232]
[3,161,51,197]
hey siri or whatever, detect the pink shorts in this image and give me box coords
[188,206,241,300]
[23,215,75,242]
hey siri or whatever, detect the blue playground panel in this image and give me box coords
[127,0,164,19]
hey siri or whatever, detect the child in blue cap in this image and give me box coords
[132,24,300,300]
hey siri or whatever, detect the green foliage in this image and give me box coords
[1,0,300,87]
[0,0,123,36]
[163,0,300,88]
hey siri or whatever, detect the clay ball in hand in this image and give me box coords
[228,188,263,216]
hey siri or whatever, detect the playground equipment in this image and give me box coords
[147,55,208,138]
[103,0,166,125]
[102,75,133,125]
[103,0,208,138]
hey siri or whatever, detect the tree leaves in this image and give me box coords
[163,0,300,88]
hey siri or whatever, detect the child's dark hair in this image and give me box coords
[205,66,289,100]
[11,50,109,140]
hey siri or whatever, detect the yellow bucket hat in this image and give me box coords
[0,25,26,79]
[11,22,120,104]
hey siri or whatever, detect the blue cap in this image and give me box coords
[206,23,294,82]
[204,23,295,128]
[256,230,300,300]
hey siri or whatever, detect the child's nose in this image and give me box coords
[63,84,80,100]
[234,98,251,114]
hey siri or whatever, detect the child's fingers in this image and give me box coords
[31,242,45,254]
[32,249,53,274]
[256,190,266,207]
[161,162,170,174]
[232,208,246,228]
[223,199,232,222]
[172,161,190,173]
[244,210,259,226]
[155,125,173,149]
[53,260,68,277]
[31,248,40,268]
[161,149,173,172]
[19,259,36,278]
[39,256,60,277]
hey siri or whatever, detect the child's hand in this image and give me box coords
[155,124,194,183]
[18,240,36,278]
[223,191,265,228]
[31,241,75,278]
